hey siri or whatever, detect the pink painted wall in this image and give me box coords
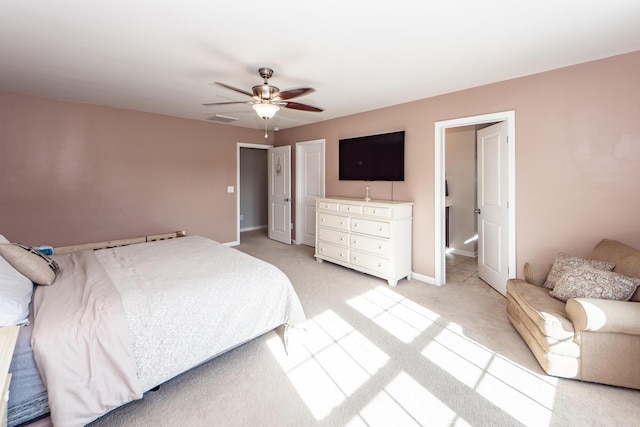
[0,91,270,246]
[276,51,640,279]
[2,52,639,280]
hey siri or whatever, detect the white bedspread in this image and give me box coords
[94,235,306,391]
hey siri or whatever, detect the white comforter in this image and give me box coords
[33,236,306,426]
[95,235,306,391]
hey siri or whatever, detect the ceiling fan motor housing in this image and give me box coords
[252,84,279,101]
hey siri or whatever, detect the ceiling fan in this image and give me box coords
[203,67,323,137]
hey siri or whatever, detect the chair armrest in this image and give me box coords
[566,299,640,334]
[523,262,552,286]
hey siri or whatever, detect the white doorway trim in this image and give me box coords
[235,142,273,246]
[295,139,326,246]
[434,111,516,286]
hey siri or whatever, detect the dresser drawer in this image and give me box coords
[317,200,339,211]
[318,213,350,231]
[350,234,390,257]
[339,203,363,214]
[363,206,392,218]
[351,251,389,275]
[317,242,349,262]
[351,218,390,238]
[318,227,349,247]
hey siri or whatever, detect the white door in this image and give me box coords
[268,146,291,244]
[477,121,509,295]
[296,139,325,246]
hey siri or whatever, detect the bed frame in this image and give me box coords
[53,231,187,255]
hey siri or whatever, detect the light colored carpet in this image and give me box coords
[67,230,637,426]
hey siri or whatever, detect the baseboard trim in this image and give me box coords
[447,248,477,258]
[224,240,239,247]
[240,225,267,232]
[410,272,438,286]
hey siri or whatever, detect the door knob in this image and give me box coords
[474,209,481,214]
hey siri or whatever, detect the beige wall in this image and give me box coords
[0,91,270,246]
[2,52,639,281]
[276,51,640,279]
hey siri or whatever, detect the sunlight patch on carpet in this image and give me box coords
[267,309,389,420]
[346,285,439,343]
[422,322,558,426]
[347,371,471,427]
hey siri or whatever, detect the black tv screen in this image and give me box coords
[339,131,405,181]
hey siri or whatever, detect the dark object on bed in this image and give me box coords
[8,308,48,427]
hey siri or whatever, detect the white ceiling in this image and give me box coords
[1,1,639,131]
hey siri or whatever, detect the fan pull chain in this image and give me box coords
[264,118,268,138]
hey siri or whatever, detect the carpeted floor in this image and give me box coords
[38,230,640,426]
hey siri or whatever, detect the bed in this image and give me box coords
[3,232,306,427]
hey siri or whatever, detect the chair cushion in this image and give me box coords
[507,279,575,341]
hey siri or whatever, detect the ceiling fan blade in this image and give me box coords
[202,101,251,106]
[282,101,323,112]
[277,87,315,100]
[214,82,253,97]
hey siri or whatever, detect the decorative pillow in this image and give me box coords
[543,252,615,289]
[0,243,60,286]
[0,234,9,244]
[550,265,640,302]
[0,252,33,326]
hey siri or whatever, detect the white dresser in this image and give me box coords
[315,197,413,286]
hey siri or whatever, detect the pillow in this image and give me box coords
[0,251,33,326]
[0,234,9,244]
[0,243,60,286]
[550,265,640,302]
[543,252,615,289]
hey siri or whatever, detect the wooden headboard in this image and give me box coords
[54,230,187,255]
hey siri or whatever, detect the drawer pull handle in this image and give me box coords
[378,263,382,267]
[378,245,382,249]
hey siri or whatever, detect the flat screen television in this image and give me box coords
[339,130,405,181]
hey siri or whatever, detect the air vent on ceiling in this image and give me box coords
[206,114,239,123]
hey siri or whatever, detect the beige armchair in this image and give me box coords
[506,239,640,389]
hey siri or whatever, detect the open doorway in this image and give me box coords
[236,143,272,245]
[434,111,516,295]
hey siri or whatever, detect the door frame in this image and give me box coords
[236,142,273,246]
[295,139,326,245]
[434,111,516,286]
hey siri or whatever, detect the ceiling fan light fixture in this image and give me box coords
[252,102,280,120]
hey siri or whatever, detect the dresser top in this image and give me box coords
[319,196,413,206]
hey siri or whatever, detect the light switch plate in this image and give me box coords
[227,186,234,193]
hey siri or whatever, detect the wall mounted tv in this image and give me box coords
[339,130,405,181]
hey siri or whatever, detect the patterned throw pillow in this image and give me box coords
[550,265,640,302]
[0,243,60,286]
[543,252,615,290]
